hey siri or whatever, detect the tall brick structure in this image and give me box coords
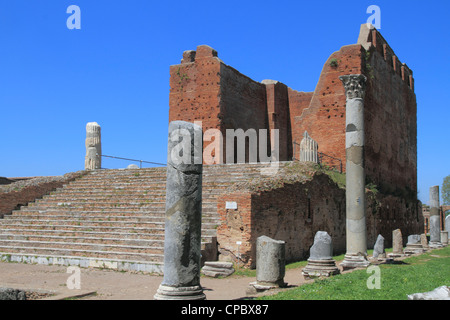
[169,25,420,266]
[169,24,417,198]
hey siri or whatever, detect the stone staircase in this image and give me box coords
[0,163,282,273]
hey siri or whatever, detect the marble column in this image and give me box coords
[339,74,370,270]
[429,186,442,248]
[299,131,319,163]
[154,121,205,300]
[85,122,101,170]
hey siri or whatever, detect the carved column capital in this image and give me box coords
[339,74,367,100]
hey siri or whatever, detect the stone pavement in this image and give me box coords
[0,261,314,300]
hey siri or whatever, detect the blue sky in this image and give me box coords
[0,1,448,205]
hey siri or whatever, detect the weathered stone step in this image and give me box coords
[25,201,218,210]
[0,221,218,237]
[0,245,165,262]
[1,218,166,228]
[0,233,165,247]
[3,214,219,224]
[0,252,164,274]
[34,197,166,205]
[0,228,165,240]
[0,222,166,234]
[26,201,167,209]
[0,239,164,255]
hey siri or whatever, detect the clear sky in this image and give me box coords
[0,1,448,205]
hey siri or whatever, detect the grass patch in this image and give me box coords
[258,246,450,300]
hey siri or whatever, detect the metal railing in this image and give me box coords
[292,141,300,161]
[100,154,166,169]
[318,152,342,173]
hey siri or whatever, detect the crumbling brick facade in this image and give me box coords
[169,24,417,197]
[169,25,420,266]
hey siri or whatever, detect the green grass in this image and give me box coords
[258,246,450,300]
[232,248,393,277]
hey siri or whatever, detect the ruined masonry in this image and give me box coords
[0,24,423,272]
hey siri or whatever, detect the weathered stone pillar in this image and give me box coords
[445,215,450,240]
[372,234,386,259]
[420,233,429,251]
[299,131,319,163]
[339,74,370,270]
[248,236,286,293]
[404,235,424,255]
[441,231,448,246]
[388,228,405,258]
[154,121,205,300]
[85,122,101,170]
[429,186,442,248]
[302,231,340,279]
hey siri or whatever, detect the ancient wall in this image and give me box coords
[169,45,291,163]
[0,171,86,217]
[359,26,417,196]
[292,44,363,170]
[216,168,423,268]
[169,25,417,196]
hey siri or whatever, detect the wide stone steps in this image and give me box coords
[0,162,287,272]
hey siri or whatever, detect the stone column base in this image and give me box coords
[246,280,286,294]
[404,244,424,255]
[340,254,370,271]
[154,284,206,300]
[388,252,406,259]
[428,242,444,249]
[301,259,340,279]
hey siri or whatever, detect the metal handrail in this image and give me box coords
[318,152,342,173]
[100,154,166,168]
[292,141,300,161]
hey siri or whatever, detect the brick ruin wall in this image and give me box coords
[169,25,417,196]
[216,172,423,268]
[0,171,86,217]
[169,25,420,266]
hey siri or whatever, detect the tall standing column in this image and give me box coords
[339,74,370,270]
[85,122,102,170]
[154,121,205,300]
[429,185,442,248]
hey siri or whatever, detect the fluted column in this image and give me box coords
[299,131,319,163]
[85,122,101,170]
[339,74,370,270]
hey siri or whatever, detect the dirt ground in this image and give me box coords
[0,260,317,300]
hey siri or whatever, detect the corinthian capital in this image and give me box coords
[339,74,367,100]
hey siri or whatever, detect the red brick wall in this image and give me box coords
[292,44,364,170]
[216,173,346,267]
[168,45,222,134]
[169,26,417,195]
[265,81,291,161]
[0,171,86,217]
[361,28,417,195]
[216,172,423,267]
